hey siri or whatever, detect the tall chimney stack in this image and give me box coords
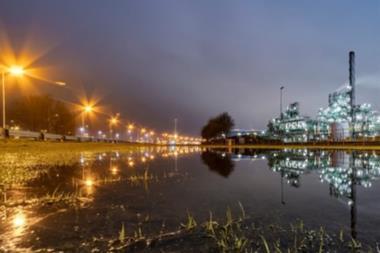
[349,51,355,109]
[349,51,356,139]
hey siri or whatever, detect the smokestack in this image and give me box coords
[349,51,356,139]
[349,51,355,108]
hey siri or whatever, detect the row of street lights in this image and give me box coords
[77,99,203,144]
[89,108,202,144]
[0,64,202,143]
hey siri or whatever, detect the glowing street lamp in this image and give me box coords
[109,114,120,139]
[127,124,134,142]
[1,65,25,130]
[109,116,119,131]
[149,131,155,144]
[84,105,93,113]
[84,178,94,187]
[81,104,93,136]
[8,66,24,76]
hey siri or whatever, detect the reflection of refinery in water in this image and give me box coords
[226,149,380,239]
[228,149,380,206]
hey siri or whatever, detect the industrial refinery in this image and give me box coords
[267,51,380,143]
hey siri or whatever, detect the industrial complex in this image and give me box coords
[229,51,380,144]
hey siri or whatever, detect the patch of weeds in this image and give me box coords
[206,207,249,253]
[119,223,126,243]
[181,211,197,230]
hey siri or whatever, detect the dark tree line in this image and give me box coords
[201,112,234,140]
[8,95,76,135]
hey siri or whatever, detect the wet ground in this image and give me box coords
[0,146,379,252]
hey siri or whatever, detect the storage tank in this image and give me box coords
[331,122,351,141]
[331,151,350,168]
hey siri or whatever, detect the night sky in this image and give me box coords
[0,0,379,135]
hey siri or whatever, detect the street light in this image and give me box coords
[1,65,25,131]
[127,124,134,141]
[109,115,119,139]
[84,105,93,113]
[8,66,24,76]
[110,117,118,125]
[149,130,155,144]
[81,104,93,136]
[1,65,66,136]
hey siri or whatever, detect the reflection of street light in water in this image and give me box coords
[109,115,119,139]
[12,210,27,236]
[84,178,94,187]
[13,212,26,228]
[82,178,95,195]
[111,166,118,175]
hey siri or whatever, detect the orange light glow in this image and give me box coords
[8,65,24,76]
[110,116,119,125]
[55,81,66,86]
[111,166,118,175]
[13,212,26,228]
[84,105,93,113]
[84,178,94,187]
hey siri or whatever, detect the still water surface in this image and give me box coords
[0,147,379,251]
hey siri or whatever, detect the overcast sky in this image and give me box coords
[0,0,379,135]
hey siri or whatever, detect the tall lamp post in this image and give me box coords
[140,128,146,143]
[81,105,93,136]
[1,66,25,135]
[127,124,134,142]
[109,114,119,140]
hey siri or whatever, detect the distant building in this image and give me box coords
[267,52,380,143]
[268,102,316,142]
[267,87,380,142]
[226,52,380,143]
[226,129,266,144]
[318,85,380,139]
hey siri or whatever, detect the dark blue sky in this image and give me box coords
[0,0,379,135]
